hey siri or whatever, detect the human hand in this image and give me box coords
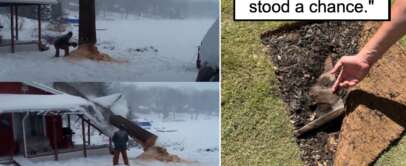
[330,55,372,93]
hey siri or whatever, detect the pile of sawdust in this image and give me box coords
[67,44,127,63]
[136,146,194,163]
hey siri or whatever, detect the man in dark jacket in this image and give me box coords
[53,31,77,57]
[112,126,130,166]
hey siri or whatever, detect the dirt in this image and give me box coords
[261,21,406,166]
[136,146,194,163]
[335,104,404,166]
[261,21,364,166]
[356,22,406,105]
[334,22,406,166]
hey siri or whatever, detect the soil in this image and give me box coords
[334,22,406,166]
[261,21,364,166]
[335,103,404,166]
[356,22,406,105]
[261,21,406,166]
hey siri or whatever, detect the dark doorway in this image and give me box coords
[0,113,16,156]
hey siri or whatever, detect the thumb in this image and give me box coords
[330,59,343,75]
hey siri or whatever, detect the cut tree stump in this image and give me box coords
[334,22,406,166]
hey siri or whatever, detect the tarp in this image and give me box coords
[199,18,219,68]
[0,94,90,113]
[0,0,57,4]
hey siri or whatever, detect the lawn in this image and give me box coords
[221,0,406,165]
[220,0,302,165]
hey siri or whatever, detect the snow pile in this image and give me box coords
[0,94,89,113]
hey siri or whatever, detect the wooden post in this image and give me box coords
[109,138,112,154]
[87,121,91,145]
[22,113,29,157]
[53,118,59,161]
[37,5,42,50]
[15,6,18,41]
[42,115,47,136]
[10,5,15,53]
[81,116,87,157]
[67,114,71,128]
[82,118,103,133]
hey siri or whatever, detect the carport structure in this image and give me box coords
[0,0,57,53]
[0,82,111,163]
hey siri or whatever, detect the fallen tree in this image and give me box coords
[53,83,157,150]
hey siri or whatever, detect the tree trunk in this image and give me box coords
[110,115,157,150]
[79,0,96,45]
[70,0,120,62]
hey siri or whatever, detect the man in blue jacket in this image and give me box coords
[112,126,130,166]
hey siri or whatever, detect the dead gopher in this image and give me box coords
[309,57,344,117]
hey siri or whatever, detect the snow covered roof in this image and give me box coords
[0,0,57,5]
[0,94,90,113]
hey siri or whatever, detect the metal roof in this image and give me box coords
[23,82,65,95]
[0,0,57,5]
[0,94,90,113]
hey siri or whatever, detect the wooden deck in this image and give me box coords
[0,156,17,166]
[27,144,110,162]
[9,145,110,165]
[1,145,110,165]
[0,39,40,53]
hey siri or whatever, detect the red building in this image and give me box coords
[0,82,109,163]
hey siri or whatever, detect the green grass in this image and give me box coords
[221,0,302,165]
[375,135,406,166]
[400,37,406,47]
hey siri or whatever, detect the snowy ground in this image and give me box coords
[31,113,219,166]
[0,15,216,81]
